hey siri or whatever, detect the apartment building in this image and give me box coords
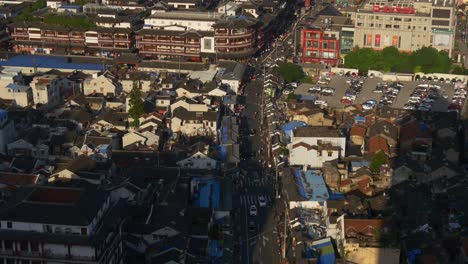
[139,11,258,59]
[352,0,457,55]
[300,16,354,65]
[10,23,134,57]
[0,186,125,264]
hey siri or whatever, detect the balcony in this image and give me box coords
[215,32,253,39]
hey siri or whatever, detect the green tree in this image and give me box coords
[370,151,388,174]
[278,62,304,83]
[128,81,145,127]
[344,47,382,71]
[409,46,451,73]
[381,46,400,72]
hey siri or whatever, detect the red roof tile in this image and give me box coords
[350,125,366,138]
[28,188,82,204]
[400,121,432,143]
[0,173,38,186]
[369,136,390,155]
[344,219,387,238]
[462,238,468,255]
[340,178,352,187]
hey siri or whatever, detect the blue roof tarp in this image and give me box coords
[192,178,220,209]
[209,240,223,261]
[294,170,329,201]
[355,116,366,123]
[0,55,103,71]
[282,121,307,139]
[306,239,336,264]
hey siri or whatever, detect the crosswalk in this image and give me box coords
[239,177,268,187]
[240,195,272,206]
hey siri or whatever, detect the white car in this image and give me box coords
[317,80,329,85]
[314,100,328,108]
[418,84,430,88]
[249,205,258,216]
[362,100,377,110]
[258,196,267,207]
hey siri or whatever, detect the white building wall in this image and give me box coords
[43,243,68,255]
[70,245,95,257]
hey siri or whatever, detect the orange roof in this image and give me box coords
[462,238,468,255]
[350,125,366,138]
[357,177,371,189]
[0,173,39,186]
[28,188,82,204]
[400,121,432,143]
[369,136,390,155]
[340,178,352,187]
[344,218,387,238]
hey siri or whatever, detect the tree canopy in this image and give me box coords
[344,46,452,73]
[128,82,145,127]
[278,62,304,83]
[370,151,388,174]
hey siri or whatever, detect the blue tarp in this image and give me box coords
[0,55,103,71]
[355,116,366,123]
[306,239,336,264]
[294,170,329,201]
[192,178,220,209]
[209,240,223,260]
[328,191,346,200]
[282,121,307,139]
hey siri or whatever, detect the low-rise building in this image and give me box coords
[0,186,126,264]
[0,83,32,107]
[289,126,346,168]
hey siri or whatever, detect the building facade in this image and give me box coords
[301,28,341,66]
[352,0,457,55]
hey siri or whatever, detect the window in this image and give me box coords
[394,25,400,29]
[328,151,333,157]
[206,162,211,167]
[385,24,392,28]
[7,222,12,228]
[81,228,88,235]
[357,22,363,26]
[322,42,328,49]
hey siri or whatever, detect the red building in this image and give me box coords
[301,28,340,66]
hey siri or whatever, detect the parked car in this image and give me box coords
[314,100,328,108]
[248,220,256,232]
[258,196,267,207]
[308,86,321,93]
[249,205,258,216]
[340,97,353,104]
[362,100,377,110]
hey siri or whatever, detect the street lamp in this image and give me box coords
[275,161,285,198]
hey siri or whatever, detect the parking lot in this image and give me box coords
[294,75,458,112]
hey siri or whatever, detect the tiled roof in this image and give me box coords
[0,172,38,186]
[369,136,389,155]
[350,125,366,138]
[344,218,386,239]
[399,121,432,143]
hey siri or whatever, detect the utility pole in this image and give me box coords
[281,198,287,259]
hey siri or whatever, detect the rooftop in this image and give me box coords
[293,126,344,138]
[294,170,329,202]
[0,55,103,72]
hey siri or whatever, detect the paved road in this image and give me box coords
[235,78,279,264]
